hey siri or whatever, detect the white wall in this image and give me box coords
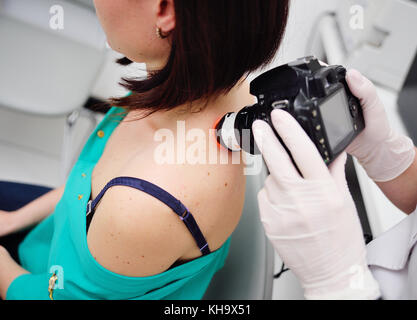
[249,0,337,83]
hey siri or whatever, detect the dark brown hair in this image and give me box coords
[109,0,290,120]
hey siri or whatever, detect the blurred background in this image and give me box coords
[0,0,416,300]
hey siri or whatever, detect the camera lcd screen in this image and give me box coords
[319,89,353,150]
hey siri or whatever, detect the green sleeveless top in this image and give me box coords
[6,106,231,300]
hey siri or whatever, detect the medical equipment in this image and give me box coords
[215,56,365,166]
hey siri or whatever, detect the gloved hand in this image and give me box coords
[345,69,415,182]
[252,110,381,300]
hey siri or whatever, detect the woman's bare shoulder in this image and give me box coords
[134,157,247,257]
[86,152,246,277]
[86,178,197,277]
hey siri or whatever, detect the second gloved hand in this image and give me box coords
[345,70,415,182]
[252,109,381,299]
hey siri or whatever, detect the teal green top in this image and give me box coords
[6,106,231,300]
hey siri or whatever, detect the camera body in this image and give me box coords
[215,56,365,165]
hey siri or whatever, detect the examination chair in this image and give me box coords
[0,0,106,182]
[204,161,275,300]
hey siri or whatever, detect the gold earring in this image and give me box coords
[156,27,169,39]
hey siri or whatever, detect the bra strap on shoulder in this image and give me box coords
[180,210,211,255]
[87,176,211,255]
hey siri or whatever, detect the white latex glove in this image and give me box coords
[252,109,381,300]
[345,69,415,182]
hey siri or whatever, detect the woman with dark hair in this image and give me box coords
[0,0,289,299]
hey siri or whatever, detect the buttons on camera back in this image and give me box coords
[296,115,329,161]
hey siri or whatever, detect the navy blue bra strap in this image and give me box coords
[180,211,211,255]
[87,176,211,255]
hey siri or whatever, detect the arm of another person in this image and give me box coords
[345,70,417,214]
[375,151,417,214]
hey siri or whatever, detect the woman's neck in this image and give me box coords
[134,76,250,131]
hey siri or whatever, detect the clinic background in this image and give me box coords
[0,0,416,299]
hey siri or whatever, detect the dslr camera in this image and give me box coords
[215,56,365,165]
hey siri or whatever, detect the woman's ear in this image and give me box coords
[155,0,175,33]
